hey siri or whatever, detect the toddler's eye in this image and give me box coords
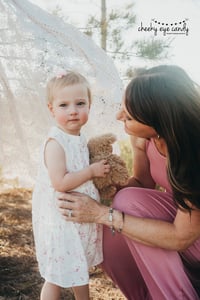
[77,101,86,106]
[60,103,67,107]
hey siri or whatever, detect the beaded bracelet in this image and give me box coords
[108,207,115,235]
[109,208,125,235]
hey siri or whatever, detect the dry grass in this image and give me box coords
[0,186,125,300]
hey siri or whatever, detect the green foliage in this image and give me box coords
[134,37,172,60]
[119,139,133,176]
[84,1,136,61]
[125,66,147,79]
[108,3,136,29]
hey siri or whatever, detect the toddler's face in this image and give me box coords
[48,83,90,135]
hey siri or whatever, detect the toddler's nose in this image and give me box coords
[69,105,78,115]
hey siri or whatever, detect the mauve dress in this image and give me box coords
[102,139,200,300]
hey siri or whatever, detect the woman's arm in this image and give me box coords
[110,207,200,251]
[127,136,156,188]
[45,139,109,192]
[58,192,200,251]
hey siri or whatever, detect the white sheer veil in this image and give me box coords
[0,0,126,187]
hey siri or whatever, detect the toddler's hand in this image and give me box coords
[90,160,110,178]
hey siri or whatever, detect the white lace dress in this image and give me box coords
[32,126,103,288]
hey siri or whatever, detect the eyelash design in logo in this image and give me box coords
[152,19,187,27]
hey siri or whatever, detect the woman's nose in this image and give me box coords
[116,109,124,121]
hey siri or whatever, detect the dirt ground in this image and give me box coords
[0,186,126,300]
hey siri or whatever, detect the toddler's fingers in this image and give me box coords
[100,159,107,164]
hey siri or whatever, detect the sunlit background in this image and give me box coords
[30,0,200,84]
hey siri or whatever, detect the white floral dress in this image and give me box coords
[32,126,103,288]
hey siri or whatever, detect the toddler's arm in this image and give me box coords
[45,139,110,192]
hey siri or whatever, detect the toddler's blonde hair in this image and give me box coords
[46,71,92,104]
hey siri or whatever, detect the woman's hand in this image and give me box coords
[57,192,108,223]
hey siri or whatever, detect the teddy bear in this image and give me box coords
[87,133,129,200]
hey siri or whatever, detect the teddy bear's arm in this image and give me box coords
[108,155,130,185]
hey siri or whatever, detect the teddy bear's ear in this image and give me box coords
[88,133,117,147]
[101,133,117,144]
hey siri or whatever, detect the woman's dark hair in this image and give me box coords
[125,65,200,210]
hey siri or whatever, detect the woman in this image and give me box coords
[58,65,200,299]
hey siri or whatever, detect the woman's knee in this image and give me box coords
[113,187,143,213]
[113,187,175,220]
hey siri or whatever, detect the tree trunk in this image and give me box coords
[101,0,107,51]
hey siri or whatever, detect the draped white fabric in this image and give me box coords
[0,0,125,187]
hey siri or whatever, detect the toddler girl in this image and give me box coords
[32,71,110,300]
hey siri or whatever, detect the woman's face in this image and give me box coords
[116,97,157,139]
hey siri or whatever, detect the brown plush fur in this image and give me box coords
[88,133,129,200]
